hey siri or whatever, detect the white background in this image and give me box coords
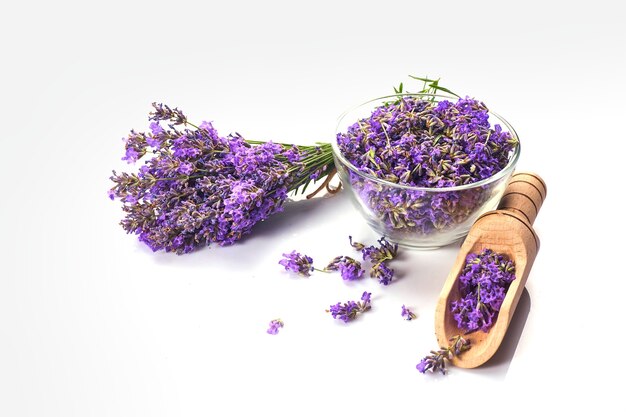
[1,0,625,415]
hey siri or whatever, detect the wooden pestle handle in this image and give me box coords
[497,172,547,225]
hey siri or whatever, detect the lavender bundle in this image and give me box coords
[109,103,334,254]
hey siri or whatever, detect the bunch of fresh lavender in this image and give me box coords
[336,78,518,236]
[416,335,471,375]
[109,103,334,254]
[327,292,372,322]
[451,249,516,333]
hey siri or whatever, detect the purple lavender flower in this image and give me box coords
[267,319,284,335]
[327,292,372,323]
[349,236,398,285]
[122,147,140,164]
[371,262,394,285]
[401,305,416,321]
[361,237,398,264]
[325,256,364,281]
[109,103,335,254]
[149,121,164,135]
[279,251,314,276]
[450,249,516,333]
[348,236,365,251]
[417,335,470,375]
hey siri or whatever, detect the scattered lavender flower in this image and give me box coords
[336,90,518,237]
[401,305,416,321]
[348,236,365,251]
[417,335,471,375]
[371,262,394,286]
[267,319,284,335]
[279,251,314,276]
[109,103,335,254]
[361,237,398,264]
[327,291,372,323]
[325,256,364,281]
[350,236,398,285]
[450,249,516,333]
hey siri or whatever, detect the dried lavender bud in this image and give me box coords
[416,335,470,375]
[327,291,372,323]
[347,236,399,285]
[450,249,516,333]
[362,237,398,264]
[325,256,364,281]
[401,305,416,321]
[348,236,365,251]
[267,319,284,335]
[370,262,394,286]
[149,102,189,126]
[109,103,335,254]
[279,251,314,276]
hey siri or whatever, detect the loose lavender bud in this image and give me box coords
[279,251,314,276]
[361,237,398,264]
[267,319,284,335]
[450,249,516,333]
[325,256,364,281]
[417,335,470,375]
[348,236,365,251]
[371,262,394,286]
[327,291,372,323]
[401,305,416,321]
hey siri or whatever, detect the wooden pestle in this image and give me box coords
[434,172,547,368]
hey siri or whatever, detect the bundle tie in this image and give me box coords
[306,168,342,199]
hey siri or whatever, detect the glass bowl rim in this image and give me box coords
[332,93,521,193]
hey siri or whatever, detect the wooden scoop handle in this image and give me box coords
[497,172,547,225]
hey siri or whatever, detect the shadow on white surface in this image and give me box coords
[471,288,532,378]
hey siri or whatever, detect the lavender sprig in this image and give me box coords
[324,256,364,281]
[327,292,372,323]
[350,236,398,285]
[416,335,471,375]
[401,305,416,321]
[279,251,314,276]
[267,319,284,335]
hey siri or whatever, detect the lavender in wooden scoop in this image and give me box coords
[434,172,547,369]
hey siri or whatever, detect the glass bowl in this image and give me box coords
[332,93,520,249]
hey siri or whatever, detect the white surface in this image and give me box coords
[1,0,625,415]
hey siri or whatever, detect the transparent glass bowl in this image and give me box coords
[332,93,520,249]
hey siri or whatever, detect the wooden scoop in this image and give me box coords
[434,172,547,368]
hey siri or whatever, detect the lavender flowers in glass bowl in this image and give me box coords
[333,93,520,249]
